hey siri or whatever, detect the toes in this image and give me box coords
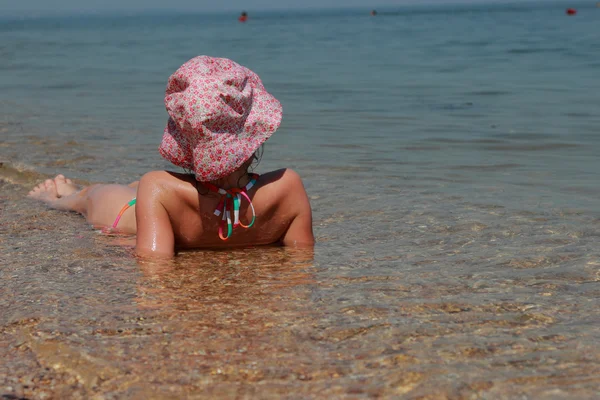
[27,182,45,198]
[45,179,58,194]
[29,177,67,201]
[53,174,78,197]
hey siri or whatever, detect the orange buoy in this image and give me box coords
[566,8,577,15]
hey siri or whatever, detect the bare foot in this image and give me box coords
[28,174,79,203]
[54,174,79,197]
[28,178,59,203]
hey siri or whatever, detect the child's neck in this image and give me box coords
[208,170,252,190]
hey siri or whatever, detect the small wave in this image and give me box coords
[564,186,600,197]
[403,145,442,151]
[450,163,521,171]
[467,90,511,96]
[506,47,569,55]
[43,83,84,90]
[356,157,421,166]
[422,137,505,145]
[489,132,558,140]
[471,139,506,144]
[429,102,474,111]
[320,144,366,149]
[0,161,46,186]
[442,39,491,48]
[507,48,540,54]
[308,165,366,172]
[422,176,472,184]
[564,112,593,118]
[423,138,464,143]
[436,66,468,73]
[482,143,579,151]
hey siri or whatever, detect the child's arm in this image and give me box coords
[281,170,315,247]
[135,172,175,258]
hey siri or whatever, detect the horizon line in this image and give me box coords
[1,0,580,20]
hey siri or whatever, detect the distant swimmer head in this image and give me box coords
[160,56,282,181]
[370,10,377,16]
[238,11,248,22]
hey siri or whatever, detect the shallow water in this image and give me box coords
[2,175,600,398]
[2,1,600,398]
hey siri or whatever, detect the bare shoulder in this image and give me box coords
[259,169,314,246]
[260,168,306,191]
[136,171,200,217]
[258,168,310,208]
[280,168,305,185]
[135,171,180,258]
[138,171,195,196]
[138,170,181,187]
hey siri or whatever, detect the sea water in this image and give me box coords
[1,1,600,398]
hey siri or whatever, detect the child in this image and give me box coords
[27,56,314,258]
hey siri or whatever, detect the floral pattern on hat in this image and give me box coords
[158,56,282,181]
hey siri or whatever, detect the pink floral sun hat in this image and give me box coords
[158,56,282,181]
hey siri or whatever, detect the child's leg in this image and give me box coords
[28,175,138,233]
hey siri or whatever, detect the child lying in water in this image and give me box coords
[27,56,314,258]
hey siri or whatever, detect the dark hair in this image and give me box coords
[249,144,264,171]
[237,145,263,187]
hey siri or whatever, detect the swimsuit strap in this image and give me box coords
[112,198,137,229]
[202,173,259,241]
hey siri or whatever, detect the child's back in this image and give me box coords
[135,168,313,257]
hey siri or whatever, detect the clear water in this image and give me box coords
[1,2,600,398]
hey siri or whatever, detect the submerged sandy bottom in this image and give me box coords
[1,174,600,399]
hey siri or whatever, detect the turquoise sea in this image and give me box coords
[1,1,600,398]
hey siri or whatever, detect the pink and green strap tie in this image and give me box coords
[112,198,137,229]
[203,173,258,241]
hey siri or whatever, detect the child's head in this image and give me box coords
[159,56,282,182]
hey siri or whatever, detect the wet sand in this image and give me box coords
[1,174,599,399]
